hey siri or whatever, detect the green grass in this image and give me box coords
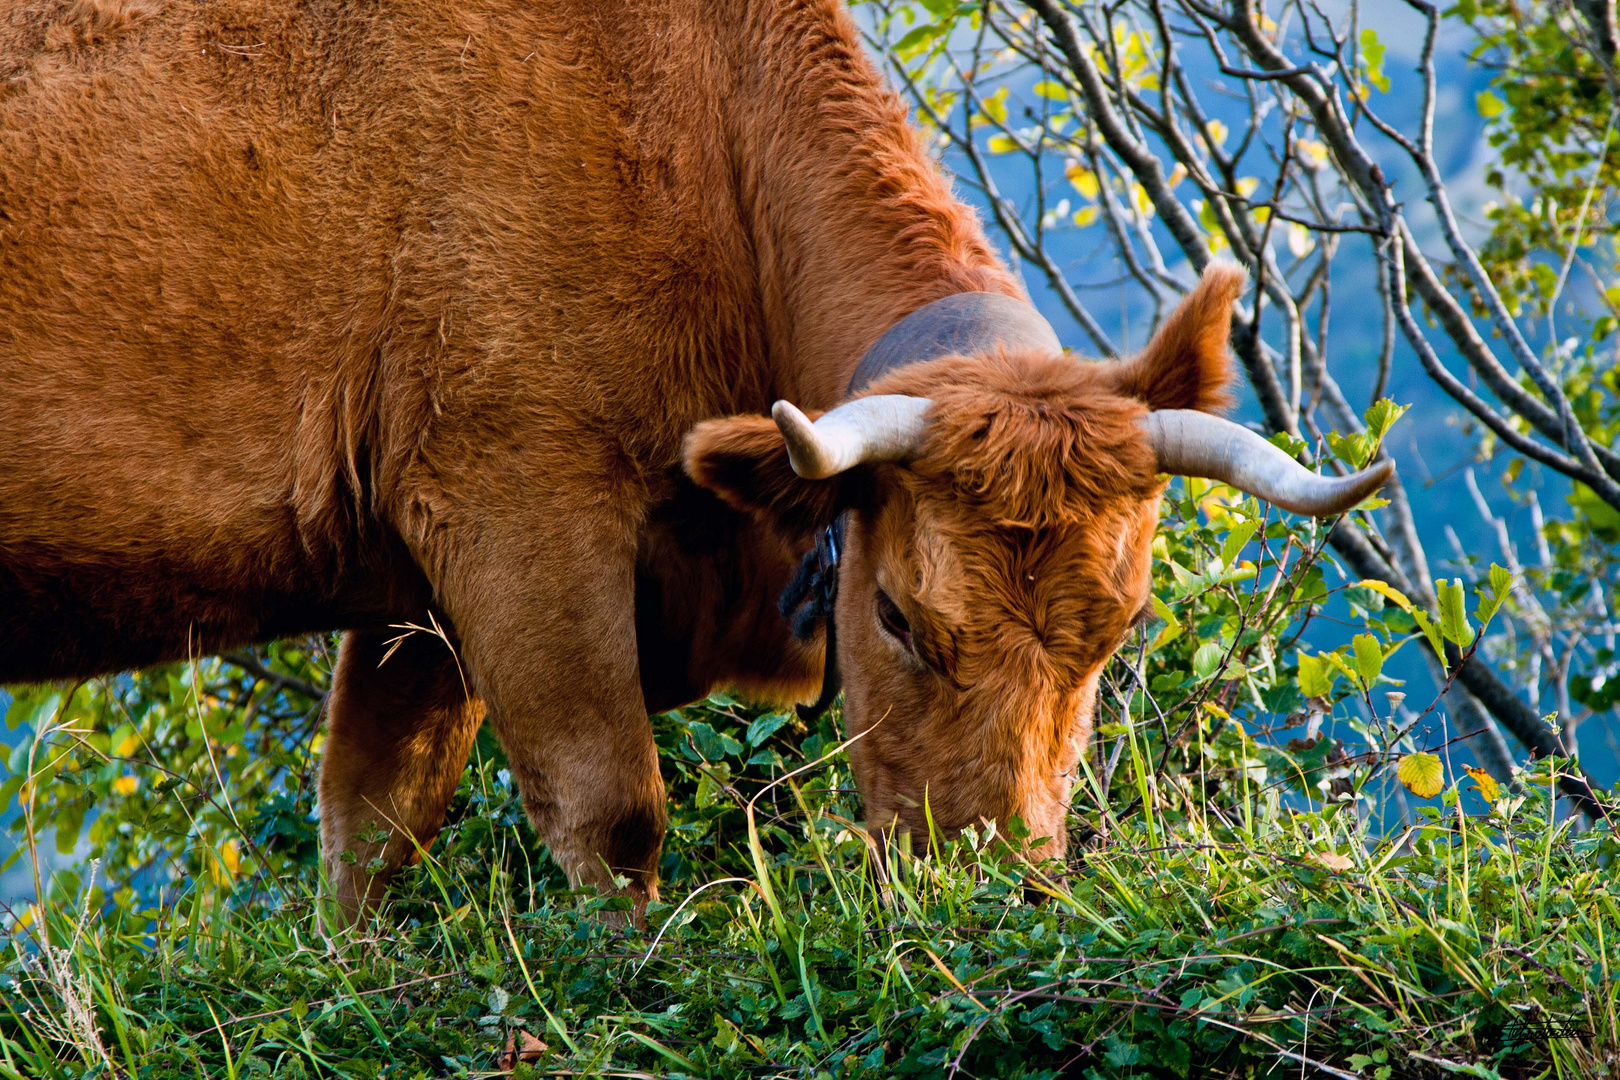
[3,471,1616,1077]
[3,693,1616,1080]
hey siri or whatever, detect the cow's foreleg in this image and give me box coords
[429,509,668,921]
[319,625,483,920]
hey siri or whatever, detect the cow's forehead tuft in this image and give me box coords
[884,351,1164,530]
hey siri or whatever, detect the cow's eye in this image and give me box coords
[875,589,914,652]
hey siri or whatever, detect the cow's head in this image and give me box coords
[684,265,1389,864]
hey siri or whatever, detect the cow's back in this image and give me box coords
[0,0,762,679]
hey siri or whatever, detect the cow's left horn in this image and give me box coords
[772,395,933,480]
[1143,409,1394,517]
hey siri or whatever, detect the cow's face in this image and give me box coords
[684,266,1384,865]
[827,368,1167,860]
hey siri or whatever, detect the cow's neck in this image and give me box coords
[725,0,1025,410]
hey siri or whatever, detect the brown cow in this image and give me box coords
[0,0,1388,915]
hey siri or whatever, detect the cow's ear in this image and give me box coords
[1105,262,1245,413]
[683,414,848,534]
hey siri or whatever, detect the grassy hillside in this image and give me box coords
[3,474,1616,1078]
[2,689,1615,1079]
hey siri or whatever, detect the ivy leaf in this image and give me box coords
[1398,752,1445,799]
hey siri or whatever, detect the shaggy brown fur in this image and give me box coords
[1,0,1242,912]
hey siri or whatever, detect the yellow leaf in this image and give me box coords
[1311,851,1354,872]
[115,734,141,758]
[981,86,1009,126]
[1201,701,1231,720]
[1464,765,1501,803]
[1398,752,1445,799]
[1205,119,1228,147]
[1065,161,1100,200]
[1071,205,1100,228]
[1287,222,1316,258]
[221,839,240,876]
[112,776,139,796]
[1298,139,1329,170]
[1354,579,1416,614]
[1235,176,1260,198]
[987,133,1021,155]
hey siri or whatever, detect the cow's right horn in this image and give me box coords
[772,395,933,480]
[1143,409,1393,517]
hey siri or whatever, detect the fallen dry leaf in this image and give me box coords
[1311,851,1354,872]
[499,1029,549,1071]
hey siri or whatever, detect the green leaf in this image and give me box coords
[1266,430,1308,459]
[893,22,948,61]
[1436,578,1476,649]
[1219,519,1259,570]
[1149,594,1183,649]
[686,721,741,762]
[1569,481,1620,539]
[1297,651,1335,699]
[746,712,792,749]
[1193,642,1225,680]
[1362,398,1409,444]
[1474,563,1513,625]
[1327,430,1373,469]
[1412,609,1446,660]
[1352,633,1384,686]
[1360,29,1389,93]
[1322,649,1362,690]
[1397,752,1445,799]
[1476,89,1505,117]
